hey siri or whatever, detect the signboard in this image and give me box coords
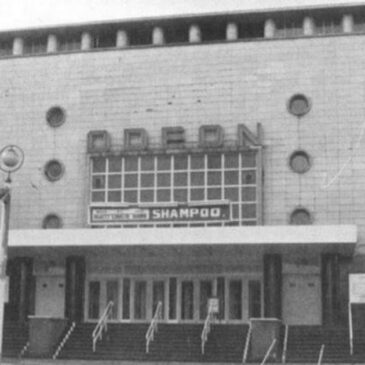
[349,274,365,303]
[89,203,230,224]
[208,297,219,314]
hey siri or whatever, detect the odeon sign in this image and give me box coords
[89,203,230,224]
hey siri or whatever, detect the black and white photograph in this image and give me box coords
[0,0,365,364]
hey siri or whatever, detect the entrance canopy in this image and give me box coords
[9,225,357,255]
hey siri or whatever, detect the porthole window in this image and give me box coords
[287,94,311,117]
[42,214,63,229]
[46,106,66,128]
[44,159,65,181]
[290,208,312,225]
[289,150,311,174]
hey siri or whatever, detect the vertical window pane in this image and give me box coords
[88,281,100,319]
[124,174,138,187]
[229,280,242,320]
[191,172,204,186]
[109,157,122,172]
[249,280,261,318]
[153,281,165,319]
[191,188,204,201]
[106,280,119,319]
[92,176,105,189]
[169,278,177,320]
[123,278,130,319]
[174,189,188,202]
[134,281,147,319]
[181,281,194,320]
[157,173,171,187]
[217,277,225,320]
[224,154,239,168]
[242,152,256,167]
[242,170,256,184]
[200,280,212,319]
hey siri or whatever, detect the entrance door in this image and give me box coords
[35,276,65,317]
[283,274,321,325]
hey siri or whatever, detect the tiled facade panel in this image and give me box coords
[0,36,364,238]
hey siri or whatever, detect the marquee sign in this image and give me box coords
[89,203,230,224]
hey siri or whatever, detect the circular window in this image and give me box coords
[289,150,311,174]
[44,159,64,181]
[287,94,311,117]
[46,106,66,128]
[290,208,312,225]
[42,214,63,229]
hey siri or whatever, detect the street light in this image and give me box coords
[0,145,24,359]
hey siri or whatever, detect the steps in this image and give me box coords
[58,322,248,362]
[2,321,29,358]
[285,326,360,363]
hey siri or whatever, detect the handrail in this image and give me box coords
[242,322,252,363]
[317,344,325,365]
[92,301,114,352]
[260,338,277,365]
[282,325,289,364]
[201,309,215,355]
[146,301,162,353]
[53,321,76,359]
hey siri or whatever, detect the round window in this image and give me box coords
[289,150,311,174]
[290,208,312,225]
[46,106,66,128]
[44,159,64,181]
[42,214,63,229]
[287,94,311,117]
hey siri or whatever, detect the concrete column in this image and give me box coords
[81,32,92,50]
[303,16,315,36]
[189,24,201,43]
[152,26,165,45]
[47,34,58,53]
[263,254,282,318]
[264,19,276,38]
[226,22,238,40]
[342,14,354,33]
[12,37,24,56]
[116,30,129,47]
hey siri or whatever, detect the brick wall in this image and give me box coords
[0,34,364,243]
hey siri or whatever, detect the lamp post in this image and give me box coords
[0,145,24,359]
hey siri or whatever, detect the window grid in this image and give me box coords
[90,151,260,227]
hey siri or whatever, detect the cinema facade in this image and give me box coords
[1,2,365,362]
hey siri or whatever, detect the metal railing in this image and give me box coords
[260,338,277,365]
[282,325,289,363]
[92,301,114,352]
[317,344,325,365]
[201,309,215,355]
[53,321,76,359]
[146,301,163,353]
[242,322,252,363]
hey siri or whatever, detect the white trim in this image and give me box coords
[9,225,357,248]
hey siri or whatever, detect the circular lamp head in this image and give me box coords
[0,145,24,173]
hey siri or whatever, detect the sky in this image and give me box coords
[0,0,364,31]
